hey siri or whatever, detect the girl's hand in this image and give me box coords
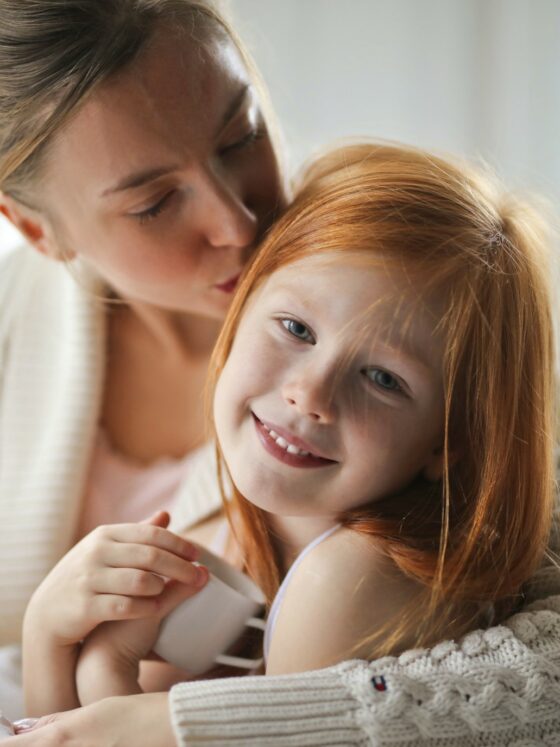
[22,511,205,716]
[76,579,204,702]
[9,692,176,747]
[24,511,204,647]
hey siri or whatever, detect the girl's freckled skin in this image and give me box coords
[214,252,446,527]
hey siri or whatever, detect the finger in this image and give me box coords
[91,593,164,622]
[105,542,205,587]
[101,523,199,562]
[142,510,170,529]
[93,567,166,597]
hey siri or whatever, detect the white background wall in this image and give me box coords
[1,0,558,250]
[230,0,560,198]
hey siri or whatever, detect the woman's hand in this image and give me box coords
[25,511,203,647]
[8,692,176,747]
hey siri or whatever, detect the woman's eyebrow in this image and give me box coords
[100,86,252,198]
[101,165,177,197]
[215,84,251,137]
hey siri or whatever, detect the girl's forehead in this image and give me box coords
[261,252,428,304]
[253,252,445,354]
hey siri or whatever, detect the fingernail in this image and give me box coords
[13,718,39,732]
[195,565,209,586]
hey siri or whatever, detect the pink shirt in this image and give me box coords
[78,429,200,538]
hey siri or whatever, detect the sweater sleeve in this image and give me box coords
[169,506,560,745]
[170,596,560,746]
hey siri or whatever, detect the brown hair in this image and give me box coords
[209,141,556,656]
[0,0,280,204]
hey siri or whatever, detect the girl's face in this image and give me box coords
[37,26,283,319]
[214,253,447,518]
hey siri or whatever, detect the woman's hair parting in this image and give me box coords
[0,0,280,204]
[209,141,556,656]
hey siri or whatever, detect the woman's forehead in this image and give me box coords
[42,28,250,199]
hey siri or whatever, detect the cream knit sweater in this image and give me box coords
[2,247,560,744]
[0,247,222,645]
[169,531,560,745]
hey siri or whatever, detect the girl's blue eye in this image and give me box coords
[364,368,401,392]
[281,318,315,343]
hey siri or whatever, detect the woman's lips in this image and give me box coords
[214,274,240,294]
[252,413,337,469]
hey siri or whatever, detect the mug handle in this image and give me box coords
[213,616,266,670]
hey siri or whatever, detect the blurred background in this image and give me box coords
[231,0,559,191]
[1,0,558,249]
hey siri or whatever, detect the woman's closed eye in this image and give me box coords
[280,318,316,344]
[220,126,266,157]
[130,190,175,224]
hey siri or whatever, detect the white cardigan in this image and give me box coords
[0,247,222,645]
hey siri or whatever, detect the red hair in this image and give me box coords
[209,142,556,655]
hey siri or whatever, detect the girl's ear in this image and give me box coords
[0,192,73,260]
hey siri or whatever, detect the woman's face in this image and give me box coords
[38,25,284,318]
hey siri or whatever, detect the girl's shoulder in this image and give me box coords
[265,527,420,675]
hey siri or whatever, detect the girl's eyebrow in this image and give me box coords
[100,85,251,198]
[270,282,437,376]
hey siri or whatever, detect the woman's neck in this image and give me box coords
[100,302,221,463]
[123,301,222,361]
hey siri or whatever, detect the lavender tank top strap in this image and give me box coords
[263,523,342,662]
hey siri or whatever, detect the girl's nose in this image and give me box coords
[197,171,258,250]
[282,369,336,423]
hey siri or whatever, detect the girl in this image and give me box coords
[210,140,557,667]
[3,0,560,740]
[30,141,556,713]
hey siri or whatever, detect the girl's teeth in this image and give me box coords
[263,423,311,457]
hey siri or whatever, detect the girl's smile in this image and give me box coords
[214,251,447,526]
[252,412,338,467]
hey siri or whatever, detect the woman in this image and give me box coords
[1,1,559,744]
[0,0,282,716]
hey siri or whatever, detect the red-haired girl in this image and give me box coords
[15,142,558,746]
[209,141,556,669]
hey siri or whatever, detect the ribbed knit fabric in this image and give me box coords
[170,600,560,746]
[0,247,223,646]
[169,510,560,745]
[0,248,105,645]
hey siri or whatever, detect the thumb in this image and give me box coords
[142,510,170,529]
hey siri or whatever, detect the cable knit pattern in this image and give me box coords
[169,513,560,745]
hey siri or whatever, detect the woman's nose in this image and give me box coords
[197,171,258,250]
[282,368,336,423]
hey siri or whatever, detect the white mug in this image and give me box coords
[154,545,266,675]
